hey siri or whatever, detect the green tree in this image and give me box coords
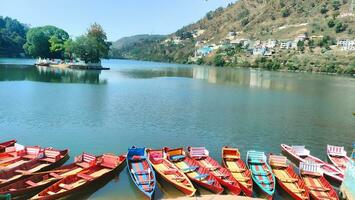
[281,8,291,17]
[0,16,28,57]
[327,19,335,28]
[332,0,341,10]
[335,22,347,33]
[214,54,225,66]
[23,26,69,58]
[67,23,110,63]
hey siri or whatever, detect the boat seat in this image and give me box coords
[224,155,239,159]
[182,166,198,173]
[0,157,19,165]
[59,183,73,190]
[172,176,186,182]
[49,172,62,179]
[40,157,57,163]
[259,180,274,184]
[76,162,90,169]
[138,180,153,185]
[230,168,246,173]
[252,171,270,176]
[163,169,178,175]
[194,174,208,180]
[170,155,185,162]
[135,170,150,175]
[130,155,145,161]
[9,188,16,191]
[206,166,220,170]
[249,160,264,164]
[309,186,330,191]
[25,180,38,187]
[22,154,39,160]
[77,173,94,181]
[101,162,117,169]
[47,191,56,195]
[206,180,215,185]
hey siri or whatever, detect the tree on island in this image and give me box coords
[65,23,110,64]
[23,26,69,58]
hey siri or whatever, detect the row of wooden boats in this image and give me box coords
[0,139,353,200]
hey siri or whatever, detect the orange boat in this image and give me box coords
[222,146,253,196]
[0,140,16,153]
[0,153,96,199]
[268,155,309,200]
[299,162,338,200]
[31,154,126,200]
[187,147,241,195]
[147,149,196,196]
[0,148,69,188]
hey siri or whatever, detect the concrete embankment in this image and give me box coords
[163,195,264,200]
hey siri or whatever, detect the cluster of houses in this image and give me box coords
[193,33,310,59]
[163,29,355,61]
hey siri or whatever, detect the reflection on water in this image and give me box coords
[0,64,106,84]
[120,66,301,91]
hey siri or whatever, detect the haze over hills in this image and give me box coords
[110,0,355,74]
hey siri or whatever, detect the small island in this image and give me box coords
[25,23,110,70]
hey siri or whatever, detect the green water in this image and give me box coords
[0,58,354,199]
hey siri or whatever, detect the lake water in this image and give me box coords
[0,58,354,199]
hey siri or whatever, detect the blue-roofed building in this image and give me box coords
[196,46,214,57]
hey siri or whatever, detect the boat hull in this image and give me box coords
[222,146,253,197]
[281,144,343,184]
[0,149,69,188]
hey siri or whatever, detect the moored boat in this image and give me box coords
[281,144,344,184]
[268,155,309,200]
[164,147,223,194]
[327,145,350,173]
[187,147,241,195]
[0,145,42,171]
[0,148,69,188]
[0,140,16,153]
[127,147,156,199]
[246,150,275,200]
[222,146,253,196]
[31,153,126,200]
[299,162,339,200]
[147,149,196,196]
[0,153,97,199]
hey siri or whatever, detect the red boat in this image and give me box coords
[164,147,224,194]
[281,144,344,184]
[0,146,42,171]
[299,162,339,200]
[0,148,69,188]
[326,145,350,173]
[0,140,16,153]
[187,147,241,195]
[268,155,309,200]
[222,146,253,196]
[0,153,98,199]
[31,154,126,200]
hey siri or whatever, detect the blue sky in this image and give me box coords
[0,0,236,41]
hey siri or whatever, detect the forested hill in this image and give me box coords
[110,0,355,65]
[0,16,28,57]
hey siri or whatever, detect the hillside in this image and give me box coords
[111,34,165,49]
[0,16,28,57]
[110,0,355,74]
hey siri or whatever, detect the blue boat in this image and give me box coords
[127,146,156,199]
[246,150,275,200]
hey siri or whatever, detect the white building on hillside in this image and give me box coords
[337,39,355,51]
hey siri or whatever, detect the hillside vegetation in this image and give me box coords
[111,0,355,74]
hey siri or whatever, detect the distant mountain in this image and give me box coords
[112,34,166,49]
[110,34,166,59]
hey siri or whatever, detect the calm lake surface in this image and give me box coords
[0,58,354,199]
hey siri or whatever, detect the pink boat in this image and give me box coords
[326,145,350,173]
[281,144,344,184]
